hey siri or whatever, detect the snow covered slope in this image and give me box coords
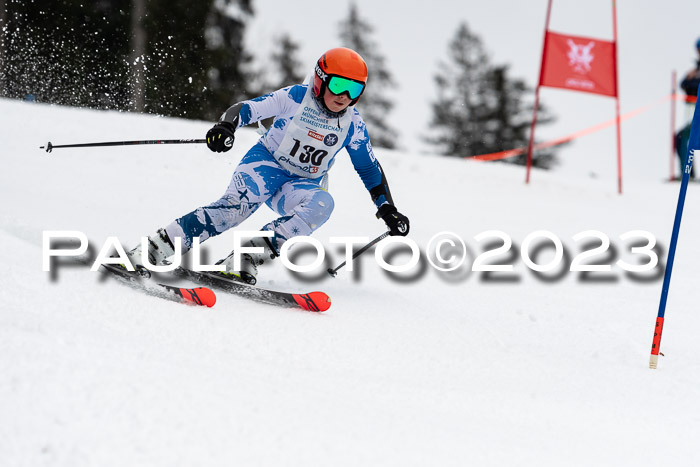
[2,99,700,466]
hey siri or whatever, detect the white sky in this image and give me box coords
[246,0,700,183]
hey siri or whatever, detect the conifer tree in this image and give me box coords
[1,0,131,108]
[0,0,257,122]
[129,0,147,112]
[268,32,305,90]
[143,0,256,120]
[428,22,556,168]
[200,0,257,119]
[0,0,7,93]
[338,1,398,149]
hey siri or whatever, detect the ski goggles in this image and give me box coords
[327,75,365,100]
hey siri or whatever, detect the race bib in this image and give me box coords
[273,87,352,178]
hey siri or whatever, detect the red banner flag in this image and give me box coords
[539,31,618,97]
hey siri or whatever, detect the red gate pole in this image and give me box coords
[612,0,623,194]
[525,0,553,184]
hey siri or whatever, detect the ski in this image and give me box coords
[170,267,331,312]
[100,263,216,307]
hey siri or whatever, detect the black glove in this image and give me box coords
[377,204,410,236]
[206,122,236,153]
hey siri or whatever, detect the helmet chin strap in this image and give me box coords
[311,91,348,119]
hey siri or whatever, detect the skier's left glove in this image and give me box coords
[206,122,236,153]
[377,204,410,236]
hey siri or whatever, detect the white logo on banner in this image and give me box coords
[567,39,595,74]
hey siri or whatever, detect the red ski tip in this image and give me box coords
[179,287,217,307]
[293,291,331,312]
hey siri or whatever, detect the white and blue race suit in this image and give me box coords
[164,84,394,254]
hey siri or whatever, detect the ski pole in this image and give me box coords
[650,86,700,369]
[40,138,206,153]
[327,231,390,277]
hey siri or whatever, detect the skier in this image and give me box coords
[124,47,410,284]
[680,37,700,97]
[675,37,700,178]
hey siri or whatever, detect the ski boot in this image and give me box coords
[116,228,176,279]
[211,237,277,285]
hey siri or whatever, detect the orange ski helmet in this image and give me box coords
[313,47,368,107]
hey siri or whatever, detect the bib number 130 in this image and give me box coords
[290,139,328,166]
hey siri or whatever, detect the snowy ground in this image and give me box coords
[2,99,700,466]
